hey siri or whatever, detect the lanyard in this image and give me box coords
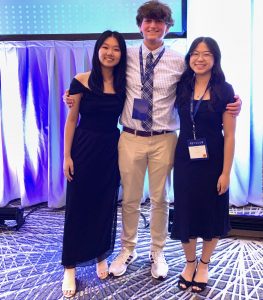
[190,82,210,139]
[139,46,165,85]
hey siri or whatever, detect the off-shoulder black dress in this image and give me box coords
[61,78,124,266]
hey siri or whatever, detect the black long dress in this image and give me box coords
[171,82,234,243]
[62,78,124,266]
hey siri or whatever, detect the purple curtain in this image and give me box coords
[0,40,262,208]
[0,40,93,208]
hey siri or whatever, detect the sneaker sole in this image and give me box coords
[149,254,168,280]
[109,251,138,277]
[151,270,168,280]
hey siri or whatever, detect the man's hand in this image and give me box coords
[226,95,242,117]
[63,89,75,108]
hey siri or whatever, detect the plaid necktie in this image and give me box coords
[141,52,154,131]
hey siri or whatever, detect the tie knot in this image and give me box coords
[147,52,153,61]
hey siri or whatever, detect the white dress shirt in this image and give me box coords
[120,43,185,131]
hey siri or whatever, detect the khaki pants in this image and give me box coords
[118,131,177,252]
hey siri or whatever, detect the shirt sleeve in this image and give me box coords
[69,78,86,95]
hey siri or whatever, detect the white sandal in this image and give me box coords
[96,259,109,279]
[62,268,76,298]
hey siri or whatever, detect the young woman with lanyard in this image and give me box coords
[171,37,236,293]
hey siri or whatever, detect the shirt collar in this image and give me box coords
[141,42,165,59]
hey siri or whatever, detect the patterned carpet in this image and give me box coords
[0,202,262,300]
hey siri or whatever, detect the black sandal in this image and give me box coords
[192,258,210,293]
[178,258,197,291]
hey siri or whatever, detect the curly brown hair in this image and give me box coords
[136,1,174,28]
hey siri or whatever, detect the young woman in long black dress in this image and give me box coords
[61,30,126,298]
[171,37,236,293]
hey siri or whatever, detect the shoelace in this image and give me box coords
[151,252,166,264]
[114,248,132,263]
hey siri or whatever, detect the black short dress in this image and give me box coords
[171,82,234,243]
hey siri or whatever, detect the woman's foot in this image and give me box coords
[192,259,209,293]
[62,268,76,298]
[178,258,197,290]
[96,259,109,279]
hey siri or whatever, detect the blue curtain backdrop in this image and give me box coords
[0,38,262,209]
[0,40,94,207]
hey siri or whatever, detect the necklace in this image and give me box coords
[195,90,206,99]
[194,85,210,100]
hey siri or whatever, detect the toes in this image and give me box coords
[179,283,186,289]
[97,270,109,279]
[63,289,76,298]
[96,260,109,279]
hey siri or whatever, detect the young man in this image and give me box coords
[64,1,241,280]
[108,1,183,280]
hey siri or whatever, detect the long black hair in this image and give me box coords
[88,30,127,98]
[177,37,226,104]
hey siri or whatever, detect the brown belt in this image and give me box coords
[123,126,174,137]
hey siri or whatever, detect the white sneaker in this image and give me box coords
[149,250,168,279]
[109,248,138,276]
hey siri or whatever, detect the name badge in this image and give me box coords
[132,98,149,121]
[187,138,209,160]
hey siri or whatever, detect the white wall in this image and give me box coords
[187,0,262,205]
